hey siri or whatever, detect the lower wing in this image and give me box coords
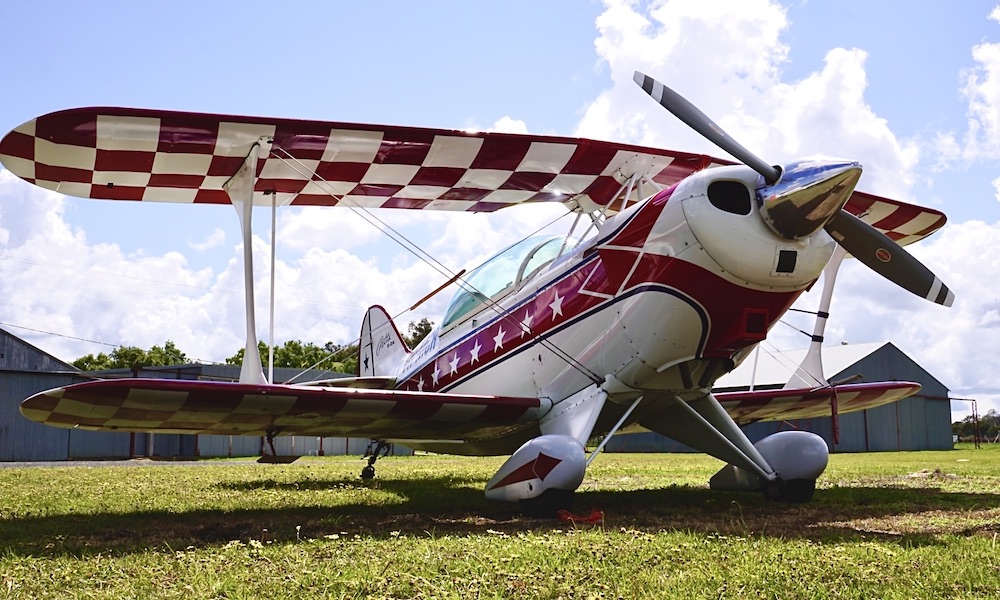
[713,381,921,424]
[20,378,547,441]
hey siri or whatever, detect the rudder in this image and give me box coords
[358,305,409,377]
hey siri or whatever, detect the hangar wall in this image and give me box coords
[0,328,410,461]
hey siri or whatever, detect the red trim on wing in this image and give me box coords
[844,191,946,246]
[715,381,921,424]
[19,379,542,439]
[1,106,718,212]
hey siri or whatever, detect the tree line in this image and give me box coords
[953,410,1000,442]
[72,318,434,376]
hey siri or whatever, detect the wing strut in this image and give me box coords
[223,139,270,384]
[784,245,847,389]
[586,394,643,467]
[642,393,777,481]
[268,193,277,384]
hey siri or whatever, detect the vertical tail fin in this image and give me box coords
[358,305,409,378]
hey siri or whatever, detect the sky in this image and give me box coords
[1,0,998,421]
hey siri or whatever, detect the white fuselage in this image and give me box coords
[389,165,838,452]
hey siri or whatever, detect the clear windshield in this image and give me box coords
[441,235,566,329]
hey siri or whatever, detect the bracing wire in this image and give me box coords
[269,145,606,386]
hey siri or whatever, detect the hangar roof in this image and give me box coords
[715,341,894,391]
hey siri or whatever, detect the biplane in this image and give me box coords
[0,72,953,514]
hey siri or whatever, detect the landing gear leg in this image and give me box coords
[360,440,391,479]
[257,431,300,464]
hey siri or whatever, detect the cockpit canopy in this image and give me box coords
[441,235,568,329]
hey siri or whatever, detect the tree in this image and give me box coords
[324,341,359,375]
[147,340,187,365]
[404,318,434,348]
[73,340,188,371]
[952,409,1000,441]
[225,340,359,374]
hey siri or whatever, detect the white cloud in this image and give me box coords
[960,31,1000,160]
[488,116,529,134]
[188,227,225,251]
[579,0,918,199]
[0,173,231,362]
[277,206,399,254]
[580,0,788,151]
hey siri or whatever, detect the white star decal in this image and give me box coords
[417,377,425,392]
[493,326,506,351]
[549,292,564,319]
[449,353,460,375]
[470,340,482,363]
[432,364,441,385]
[520,311,533,338]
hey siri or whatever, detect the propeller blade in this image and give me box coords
[633,71,781,185]
[825,211,954,307]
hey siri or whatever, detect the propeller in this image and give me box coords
[826,211,955,306]
[632,71,954,307]
[633,72,781,185]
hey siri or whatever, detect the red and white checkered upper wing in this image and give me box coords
[0,107,717,212]
[844,191,947,248]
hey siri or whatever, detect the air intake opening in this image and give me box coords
[708,180,752,215]
[775,249,797,274]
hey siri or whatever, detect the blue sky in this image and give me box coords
[1,0,999,418]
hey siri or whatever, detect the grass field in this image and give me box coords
[1,445,998,598]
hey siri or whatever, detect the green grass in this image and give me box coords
[1,445,998,598]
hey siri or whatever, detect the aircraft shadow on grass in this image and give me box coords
[1,476,997,558]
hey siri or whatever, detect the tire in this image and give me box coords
[520,488,574,518]
[763,478,815,503]
[780,478,816,503]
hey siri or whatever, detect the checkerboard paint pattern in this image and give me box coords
[19,377,918,437]
[0,107,947,245]
[716,381,921,423]
[20,379,545,438]
[0,107,712,211]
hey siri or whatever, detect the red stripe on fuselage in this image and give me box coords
[398,252,802,394]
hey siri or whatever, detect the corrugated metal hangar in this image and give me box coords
[0,328,409,461]
[607,341,954,453]
[2,327,953,461]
